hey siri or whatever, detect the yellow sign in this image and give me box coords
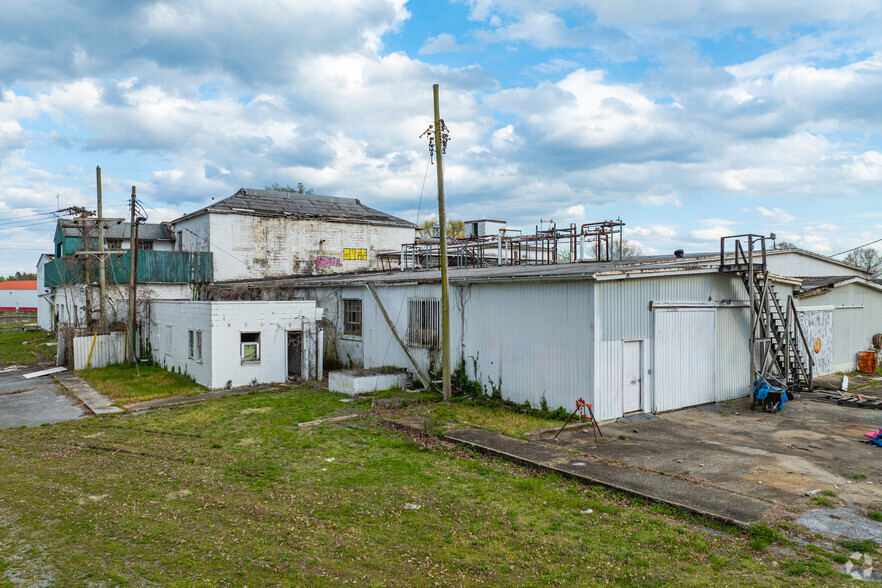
[343,248,367,261]
[813,338,822,353]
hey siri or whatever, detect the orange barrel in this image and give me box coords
[857,351,878,374]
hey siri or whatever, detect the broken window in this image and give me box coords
[407,298,440,348]
[106,239,122,250]
[137,240,153,251]
[343,299,362,337]
[241,332,260,363]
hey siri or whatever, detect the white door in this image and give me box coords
[622,341,642,413]
[654,309,716,412]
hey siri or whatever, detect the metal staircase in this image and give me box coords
[720,235,813,395]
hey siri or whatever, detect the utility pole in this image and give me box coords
[126,186,137,362]
[96,166,107,332]
[433,84,452,401]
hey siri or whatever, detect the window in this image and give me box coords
[241,332,260,363]
[177,231,183,252]
[137,240,153,250]
[343,299,362,337]
[407,298,440,348]
[106,239,122,250]
[188,330,203,361]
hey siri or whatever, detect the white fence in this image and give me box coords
[73,332,126,370]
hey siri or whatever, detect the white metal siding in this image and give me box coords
[361,281,594,414]
[73,332,126,370]
[654,309,716,412]
[714,306,750,401]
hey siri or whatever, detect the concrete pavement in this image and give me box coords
[443,427,772,528]
[0,369,84,428]
[54,371,122,415]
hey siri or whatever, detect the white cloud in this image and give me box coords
[420,33,461,55]
[756,207,795,223]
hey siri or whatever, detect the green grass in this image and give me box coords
[0,327,52,367]
[809,495,836,507]
[868,510,882,522]
[853,474,868,480]
[839,539,878,554]
[0,387,855,586]
[406,401,568,438]
[77,363,207,403]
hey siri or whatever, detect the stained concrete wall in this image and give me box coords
[176,213,415,282]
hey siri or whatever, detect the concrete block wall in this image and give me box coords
[148,300,324,389]
[195,213,413,281]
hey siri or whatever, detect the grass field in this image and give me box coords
[0,387,857,586]
[77,363,208,403]
[0,327,52,367]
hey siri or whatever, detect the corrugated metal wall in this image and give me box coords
[594,273,750,416]
[362,281,594,413]
[795,283,882,371]
[328,270,754,422]
[654,309,716,412]
[714,305,751,400]
[73,331,125,370]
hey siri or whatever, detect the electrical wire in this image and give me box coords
[831,238,882,257]
[137,200,251,266]
[415,157,431,227]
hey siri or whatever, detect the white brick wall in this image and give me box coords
[148,300,324,389]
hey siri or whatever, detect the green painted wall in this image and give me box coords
[44,250,212,287]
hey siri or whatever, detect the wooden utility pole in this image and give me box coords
[126,187,137,362]
[433,84,452,400]
[96,166,107,332]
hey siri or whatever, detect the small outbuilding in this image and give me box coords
[0,280,37,313]
[147,300,325,389]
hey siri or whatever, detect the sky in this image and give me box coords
[2,0,882,276]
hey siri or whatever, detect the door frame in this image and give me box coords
[286,331,303,380]
[622,338,646,414]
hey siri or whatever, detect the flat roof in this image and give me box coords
[214,252,726,287]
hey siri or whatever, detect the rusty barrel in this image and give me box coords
[857,351,878,374]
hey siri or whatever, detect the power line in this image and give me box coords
[136,200,250,266]
[831,238,882,257]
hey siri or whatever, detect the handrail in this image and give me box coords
[790,297,814,367]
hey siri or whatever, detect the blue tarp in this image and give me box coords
[753,378,788,410]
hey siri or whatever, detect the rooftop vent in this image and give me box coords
[674,249,685,258]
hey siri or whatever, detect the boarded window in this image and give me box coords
[407,298,440,348]
[241,332,260,363]
[196,331,202,361]
[188,330,194,359]
[343,299,362,337]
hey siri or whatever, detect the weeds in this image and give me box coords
[839,539,878,553]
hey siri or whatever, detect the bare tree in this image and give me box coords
[844,248,882,276]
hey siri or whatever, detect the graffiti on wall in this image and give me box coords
[315,256,342,267]
[343,248,368,261]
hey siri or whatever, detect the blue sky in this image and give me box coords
[2,0,882,275]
